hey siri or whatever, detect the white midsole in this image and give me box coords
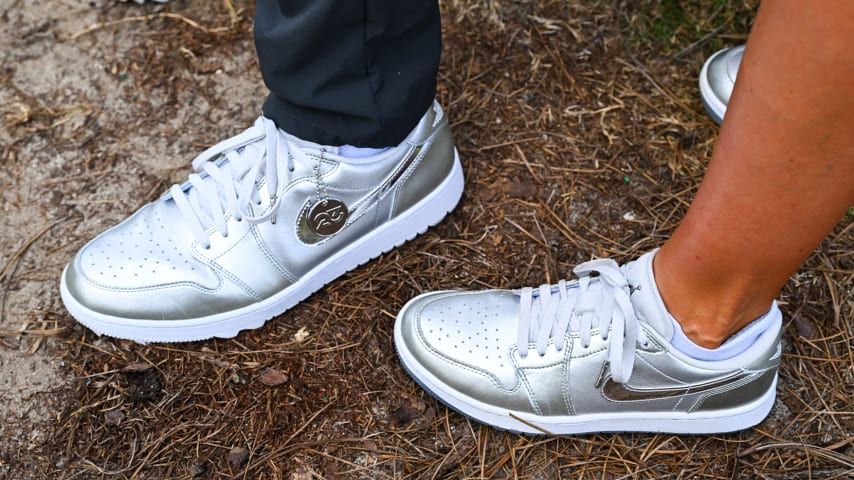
[61,151,464,343]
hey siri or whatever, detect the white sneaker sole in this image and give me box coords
[699,49,728,125]
[394,296,776,435]
[61,151,464,343]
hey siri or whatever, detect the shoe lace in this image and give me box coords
[168,117,309,249]
[517,259,647,383]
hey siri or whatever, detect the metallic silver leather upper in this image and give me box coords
[396,252,781,417]
[64,102,456,320]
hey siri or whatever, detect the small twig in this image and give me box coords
[0,327,64,338]
[826,435,854,451]
[738,442,854,469]
[507,412,555,435]
[222,0,240,26]
[0,217,67,284]
[69,13,230,40]
[475,136,541,152]
[670,19,732,60]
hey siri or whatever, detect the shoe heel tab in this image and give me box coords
[407,100,448,144]
[431,100,445,127]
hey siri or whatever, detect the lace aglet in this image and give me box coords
[269,193,278,224]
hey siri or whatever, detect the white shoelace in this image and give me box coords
[517,259,647,383]
[169,117,310,249]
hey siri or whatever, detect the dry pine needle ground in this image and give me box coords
[0,0,852,479]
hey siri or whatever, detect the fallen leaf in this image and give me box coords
[393,397,433,426]
[121,362,152,373]
[257,368,288,387]
[794,313,817,339]
[498,180,539,198]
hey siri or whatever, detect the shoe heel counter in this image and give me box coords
[391,114,457,217]
[694,326,781,414]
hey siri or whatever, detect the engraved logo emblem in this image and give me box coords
[305,198,348,236]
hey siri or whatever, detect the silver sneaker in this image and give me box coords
[699,45,744,125]
[61,101,463,343]
[395,251,781,434]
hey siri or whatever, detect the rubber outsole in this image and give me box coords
[61,151,464,343]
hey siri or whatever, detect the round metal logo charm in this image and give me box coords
[306,198,348,236]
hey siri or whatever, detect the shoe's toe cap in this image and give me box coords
[62,203,250,321]
[395,290,533,412]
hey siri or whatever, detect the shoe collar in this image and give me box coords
[623,249,675,342]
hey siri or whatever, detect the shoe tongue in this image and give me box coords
[279,129,338,155]
[168,131,266,217]
[222,138,265,176]
[623,250,674,341]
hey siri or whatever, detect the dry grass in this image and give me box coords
[2,0,852,478]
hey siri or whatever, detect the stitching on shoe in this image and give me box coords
[413,295,524,395]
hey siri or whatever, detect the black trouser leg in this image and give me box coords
[254,0,441,148]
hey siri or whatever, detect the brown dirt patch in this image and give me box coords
[1,0,851,479]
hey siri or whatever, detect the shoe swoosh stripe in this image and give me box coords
[601,370,751,402]
[379,144,422,196]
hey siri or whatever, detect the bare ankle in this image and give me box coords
[674,316,730,348]
[652,248,775,348]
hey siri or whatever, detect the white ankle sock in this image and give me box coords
[338,145,391,158]
[668,303,778,361]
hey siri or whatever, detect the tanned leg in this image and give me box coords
[655,0,854,348]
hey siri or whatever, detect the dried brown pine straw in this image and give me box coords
[68,12,230,40]
[1,0,849,478]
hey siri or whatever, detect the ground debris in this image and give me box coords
[227,446,249,469]
[793,313,818,339]
[229,369,249,385]
[393,396,434,426]
[103,410,124,427]
[121,362,162,402]
[120,361,152,374]
[293,326,309,342]
[498,180,540,199]
[7,1,853,479]
[189,459,206,478]
[257,367,288,387]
